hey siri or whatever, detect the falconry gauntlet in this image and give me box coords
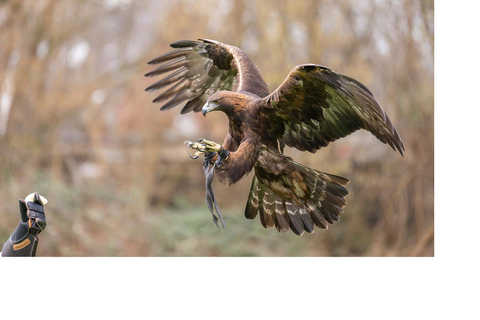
[1,193,47,257]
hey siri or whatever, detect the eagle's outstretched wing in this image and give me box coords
[264,64,404,155]
[145,39,269,114]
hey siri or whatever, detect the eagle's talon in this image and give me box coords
[186,140,207,159]
[189,151,203,159]
[184,141,195,149]
[186,138,222,153]
[198,139,222,152]
[185,140,206,151]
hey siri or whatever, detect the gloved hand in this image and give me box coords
[1,192,48,257]
[22,192,48,232]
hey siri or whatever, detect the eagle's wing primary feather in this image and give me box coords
[263,64,405,155]
[145,39,269,114]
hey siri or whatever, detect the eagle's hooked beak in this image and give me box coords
[202,101,217,117]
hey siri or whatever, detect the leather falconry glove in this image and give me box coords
[1,192,48,257]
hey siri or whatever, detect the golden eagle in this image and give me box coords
[145,39,404,235]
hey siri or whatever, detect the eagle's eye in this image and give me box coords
[213,99,220,104]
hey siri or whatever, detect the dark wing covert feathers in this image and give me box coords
[264,64,405,155]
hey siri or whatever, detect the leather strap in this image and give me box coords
[202,149,230,228]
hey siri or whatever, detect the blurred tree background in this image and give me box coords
[0,0,433,256]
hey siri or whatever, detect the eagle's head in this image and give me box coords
[202,92,224,117]
[202,91,252,117]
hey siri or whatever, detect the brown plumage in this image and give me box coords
[146,39,404,236]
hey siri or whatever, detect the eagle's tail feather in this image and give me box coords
[245,164,349,236]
